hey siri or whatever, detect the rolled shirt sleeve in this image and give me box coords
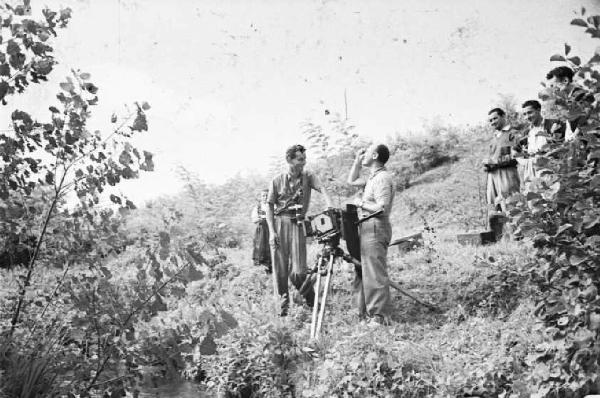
[371,174,393,213]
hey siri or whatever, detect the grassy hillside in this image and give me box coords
[202,127,542,397]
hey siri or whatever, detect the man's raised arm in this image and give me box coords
[347,149,366,187]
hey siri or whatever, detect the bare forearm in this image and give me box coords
[266,204,276,233]
[347,159,362,184]
[360,199,383,214]
[321,187,333,208]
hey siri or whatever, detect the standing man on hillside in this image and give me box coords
[483,108,521,239]
[545,66,594,142]
[266,144,333,316]
[521,100,565,183]
[347,143,395,327]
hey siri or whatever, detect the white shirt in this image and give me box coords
[527,124,549,154]
[564,121,578,142]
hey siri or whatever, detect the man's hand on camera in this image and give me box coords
[269,232,280,248]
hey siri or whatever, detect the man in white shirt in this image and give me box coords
[521,100,564,182]
[347,143,395,326]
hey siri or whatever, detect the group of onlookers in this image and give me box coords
[484,66,593,238]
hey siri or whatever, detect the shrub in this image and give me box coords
[509,11,600,396]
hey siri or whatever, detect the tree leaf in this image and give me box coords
[118,150,132,166]
[59,82,74,92]
[588,16,600,27]
[568,56,581,66]
[589,53,600,64]
[571,18,588,27]
[83,82,97,94]
[570,254,587,266]
[555,224,572,237]
[125,199,136,210]
[186,266,204,282]
[45,171,54,184]
[0,63,10,77]
[109,194,122,204]
[219,310,238,329]
[131,109,148,132]
[565,43,571,55]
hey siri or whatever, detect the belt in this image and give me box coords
[276,210,297,217]
[359,212,389,222]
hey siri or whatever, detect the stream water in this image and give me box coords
[139,381,206,397]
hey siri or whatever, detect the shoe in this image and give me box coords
[367,315,385,328]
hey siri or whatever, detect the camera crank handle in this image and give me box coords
[355,209,384,225]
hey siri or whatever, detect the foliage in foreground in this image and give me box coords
[202,239,541,398]
[507,10,600,397]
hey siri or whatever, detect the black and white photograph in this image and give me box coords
[1,0,600,397]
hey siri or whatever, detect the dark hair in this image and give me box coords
[488,108,505,117]
[546,66,574,83]
[521,100,541,111]
[285,144,306,161]
[374,144,390,164]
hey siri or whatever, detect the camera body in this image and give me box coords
[303,208,343,239]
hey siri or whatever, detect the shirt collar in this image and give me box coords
[495,124,512,137]
[369,166,386,179]
[531,118,544,128]
[286,170,303,180]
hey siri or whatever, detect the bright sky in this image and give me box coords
[2,0,599,204]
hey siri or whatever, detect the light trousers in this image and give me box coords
[353,217,392,319]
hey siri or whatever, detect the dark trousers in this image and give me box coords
[252,220,271,270]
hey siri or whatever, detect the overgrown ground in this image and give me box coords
[201,230,540,397]
[198,131,546,397]
[0,124,545,397]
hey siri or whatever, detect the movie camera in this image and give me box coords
[293,204,382,339]
[296,207,352,243]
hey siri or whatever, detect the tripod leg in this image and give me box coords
[310,272,321,339]
[315,255,334,339]
[310,256,324,339]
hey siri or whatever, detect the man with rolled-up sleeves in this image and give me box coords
[347,143,395,327]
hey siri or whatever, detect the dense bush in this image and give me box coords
[509,10,600,396]
[387,121,461,189]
